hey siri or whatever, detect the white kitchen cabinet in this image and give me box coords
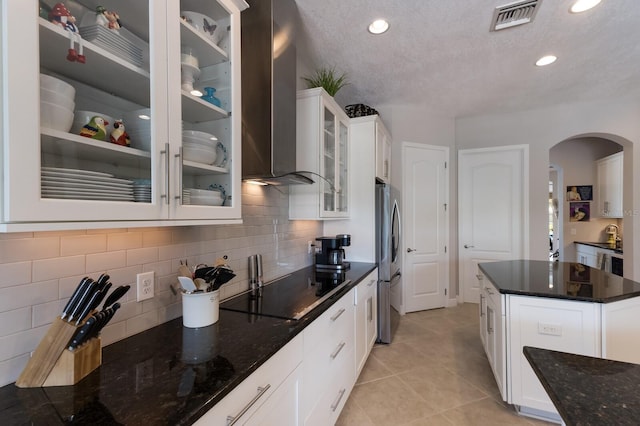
[575,243,597,267]
[355,269,378,375]
[508,295,600,419]
[477,272,506,401]
[596,151,623,218]
[375,118,392,183]
[302,288,355,425]
[290,88,349,220]
[0,0,246,232]
[602,295,640,364]
[194,333,303,426]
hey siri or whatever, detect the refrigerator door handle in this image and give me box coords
[389,270,402,284]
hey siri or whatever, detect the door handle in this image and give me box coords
[407,248,416,253]
[464,244,474,249]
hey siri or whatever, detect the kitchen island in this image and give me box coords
[477,260,640,423]
[0,262,376,425]
[524,346,640,426]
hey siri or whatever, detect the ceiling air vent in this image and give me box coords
[490,0,542,31]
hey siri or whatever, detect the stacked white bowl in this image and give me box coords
[40,74,75,132]
[186,187,224,206]
[182,130,218,165]
[122,108,152,151]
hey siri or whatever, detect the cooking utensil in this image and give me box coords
[102,285,130,310]
[194,278,208,291]
[178,264,192,278]
[206,266,236,292]
[178,276,197,293]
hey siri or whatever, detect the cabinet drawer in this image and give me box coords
[304,289,354,349]
[482,280,504,316]
[194,334,303,426]
[354,271,377,304]
[304,344,355,426]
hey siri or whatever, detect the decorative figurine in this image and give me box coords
[110,120,130,147]
[48,3,85,63]
[79,116,109,141]
[95,5,121,31]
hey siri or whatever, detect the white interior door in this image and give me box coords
[403,143,449,313]
[458,145,529,303]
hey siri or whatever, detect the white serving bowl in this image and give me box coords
[180,11,224,44]
[190,196,224,206]
[41,101,74,132]
[40,88,75,111]
[184,143,217,164]
[40,74,76,99]
[182,129,217,142]
[71,111,115,136]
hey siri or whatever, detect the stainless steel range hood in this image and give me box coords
[241,0,313,185]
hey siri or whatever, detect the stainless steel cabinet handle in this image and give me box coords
[226,384,271,425]
[161,143,170,204]
[479,294,484,317]
[476,274,483,280]
[330,308,346,322]
[330,388,347,412]
[464,244,474,249]
[407,248,416,253]
[485,286,494,295]
[367,297,373,322]
[367,279,375,287]
[487,306,493,334]
[174,147,182,202]
[330,342,346,359]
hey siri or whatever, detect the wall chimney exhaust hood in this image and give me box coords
[241,0,313,186]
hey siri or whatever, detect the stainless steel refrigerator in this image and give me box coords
[376,182,401,343]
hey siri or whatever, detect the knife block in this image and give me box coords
[16,317,102,388]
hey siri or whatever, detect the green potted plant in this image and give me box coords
[302,66,349,97]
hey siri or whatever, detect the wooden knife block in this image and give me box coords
[16,317,102,388]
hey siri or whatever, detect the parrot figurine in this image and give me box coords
[110,120,130,147]
[79,116,109,140]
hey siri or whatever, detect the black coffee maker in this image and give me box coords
[315,234,351,270]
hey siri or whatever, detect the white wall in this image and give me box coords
[456,96,640,279]
[0,184,321,386]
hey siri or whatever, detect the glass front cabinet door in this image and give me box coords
[0,0,246,231]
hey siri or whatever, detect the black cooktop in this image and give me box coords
[220,266,354,320]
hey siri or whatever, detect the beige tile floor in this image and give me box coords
[336,303,555,426]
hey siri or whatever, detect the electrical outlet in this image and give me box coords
[136,271,155,302]
[538,322,562,336]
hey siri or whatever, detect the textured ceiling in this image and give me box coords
[294,0,640,118]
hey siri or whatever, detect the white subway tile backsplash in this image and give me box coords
[0,183,322,387]
[0,308,32,337]
[60,234,107,256]
[0,262,32,289]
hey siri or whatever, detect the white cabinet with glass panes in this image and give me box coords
[290,88,350,220]
[0,0,246,232]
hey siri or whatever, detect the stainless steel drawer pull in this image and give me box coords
[226,384,271,425]
[485,286,494,295]
[367,279,376,287]
[331,388,347,412]
[330,342,346,359]
[476,274,483,280]
[331,308,346,322]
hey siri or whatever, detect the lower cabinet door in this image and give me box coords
[245,365,302,426]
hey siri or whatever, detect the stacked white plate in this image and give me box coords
[41,167,134,201]
[182,130,218,165]
[183,188,224,206]
[133,179,152,203]
[79,25,144,68]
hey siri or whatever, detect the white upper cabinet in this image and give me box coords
[290,88,350,220]
[375,118,391,183]
[596,151,623,218]
[0,0,246,231]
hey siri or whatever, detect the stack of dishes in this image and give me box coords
[183,188,224,206]
[122,109,151,151]
[79,25,144,68]
[40,74,75,132]
[133,179,152,203]
[183,130,218,165]
[41,167,134,201]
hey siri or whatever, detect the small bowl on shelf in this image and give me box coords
[40,101,74,132]
[40,74,76,99]
[184,142,217,165]
[40,88,75,111]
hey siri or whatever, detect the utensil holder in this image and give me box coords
[182,290,220,328]
[16,317,101,388]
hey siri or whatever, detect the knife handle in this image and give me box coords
[61,277,90,320]
[102,285,130,310]
[68,280,96,322]
[75,285,102,325]
[68,315,97,350]
[97,273,110,288]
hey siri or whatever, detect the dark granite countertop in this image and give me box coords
[478,260,640,303]
[0,262,376,425]
[575,241,623,255]
[523,346,640,426]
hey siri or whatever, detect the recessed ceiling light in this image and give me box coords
[570,0,602,13]
[536,55,557,66]
[368,19,389,34]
